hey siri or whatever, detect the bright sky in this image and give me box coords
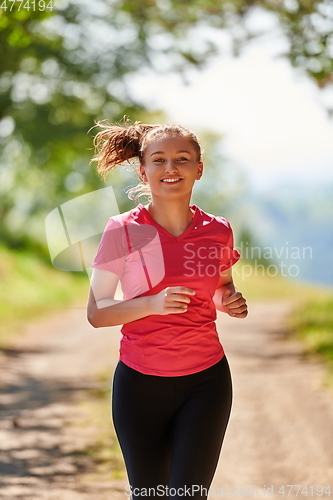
[127,32,333,192]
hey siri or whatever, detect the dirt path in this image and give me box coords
[211,301,333,499]
[0,299,333,499]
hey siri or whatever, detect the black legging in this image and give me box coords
[112,354,233,499]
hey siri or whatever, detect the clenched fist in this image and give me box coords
[150,286,196,315]
[221,289,248,319]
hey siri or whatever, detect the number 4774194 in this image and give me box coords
[0,1,53,11]
[278,485,332,496]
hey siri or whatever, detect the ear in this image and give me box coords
[139,165,147,183]
[196,162,204,180]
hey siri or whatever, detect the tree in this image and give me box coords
[115,0,333,88]
[0,3,151,251]
[0,0,331,252]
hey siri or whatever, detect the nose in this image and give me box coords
[164,159,178,173]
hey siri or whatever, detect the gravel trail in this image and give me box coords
[0,299,332,499]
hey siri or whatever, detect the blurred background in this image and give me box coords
[1,0,332,340]
[1,0,333,493]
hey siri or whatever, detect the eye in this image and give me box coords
[177,157,189,162]
[153,158,164,163]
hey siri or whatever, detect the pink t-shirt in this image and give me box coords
[91,204,240,376]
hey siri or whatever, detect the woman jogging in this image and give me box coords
[87,121,248,499]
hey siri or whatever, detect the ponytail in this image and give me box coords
[90,119,156,181]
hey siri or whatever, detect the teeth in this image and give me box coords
[162,178,182,183]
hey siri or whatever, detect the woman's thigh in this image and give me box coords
[112,361,175,493]
[168,355,233,499]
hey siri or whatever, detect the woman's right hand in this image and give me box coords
[150,286,196,315]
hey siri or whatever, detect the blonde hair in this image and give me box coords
[90,118,202,202]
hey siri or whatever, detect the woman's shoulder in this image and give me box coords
[194,205,231,229]
[108,204,146,226]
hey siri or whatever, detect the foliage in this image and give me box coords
[0,2,151,251]
[115,0,333,87]
[0,0,332,253]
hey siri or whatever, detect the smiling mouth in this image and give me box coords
[161,178,183,183]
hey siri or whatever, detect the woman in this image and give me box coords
[87,121,248,499]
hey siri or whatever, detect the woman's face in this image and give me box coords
[139,136,203,201]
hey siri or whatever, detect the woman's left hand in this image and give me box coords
[222,289,248,319]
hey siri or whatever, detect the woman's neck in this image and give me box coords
[145,198,194,238]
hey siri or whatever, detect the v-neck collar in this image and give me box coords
[138,204,200,242]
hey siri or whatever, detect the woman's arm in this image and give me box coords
[87,268,196,328]
[212,268,248,318]
[87,269,154,327]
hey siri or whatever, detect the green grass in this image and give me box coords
[232,261,332,302]
[288,294,333,386]
[0,243,88,347]
[233,261,333,387]
[71,369,125,482]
